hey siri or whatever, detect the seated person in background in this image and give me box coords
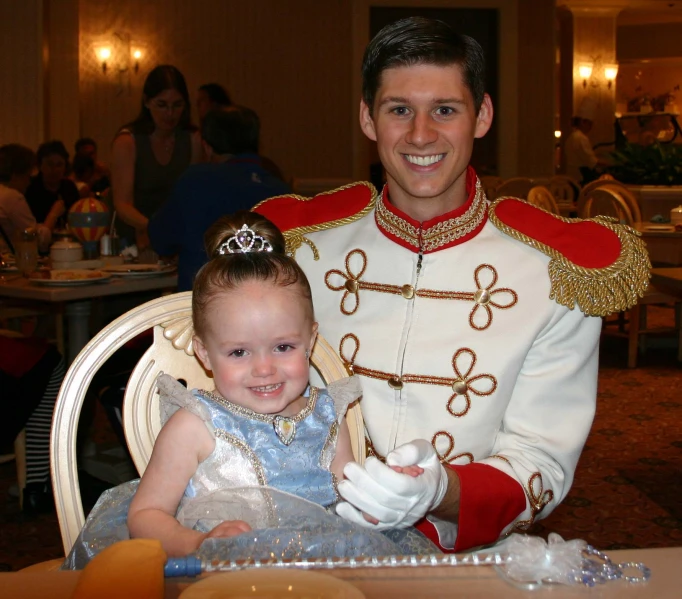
[148,105,290,291]
[71,153,95,198]
[73,137,111,194]
[0,336,66,514]
[196,82,232,125]
[131,213,358,556]
[25,140,79,231]
[0,144,51,250]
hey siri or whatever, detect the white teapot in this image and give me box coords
[50,239,83,263]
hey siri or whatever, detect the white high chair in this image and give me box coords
[51,292,365,556]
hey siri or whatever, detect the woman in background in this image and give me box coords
[112,65,202,249]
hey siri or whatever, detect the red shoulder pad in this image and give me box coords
[492,198,621,268]
[252,181,376,233]
[489,198,650,316]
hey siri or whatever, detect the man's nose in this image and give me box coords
[406,112,438,146]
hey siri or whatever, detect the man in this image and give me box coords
[0,144,51,251]
[73,137,111,194]
[149,106,290,291]
[254,18,648,551]
[564,104,608,184]
[196,83,233,125]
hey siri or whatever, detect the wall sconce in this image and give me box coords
[578,62,593,88]
[132,49,143,74]
[96,46,112,73]
[554,130,561,139]
[604,64,619,90]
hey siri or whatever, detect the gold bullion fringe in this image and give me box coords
[489,202,651,317]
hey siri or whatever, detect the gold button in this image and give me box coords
[401,284,415,299]
[474,289,491,305]
[345,279,359,293]
[452,380,468,395]
[388,376,403,390]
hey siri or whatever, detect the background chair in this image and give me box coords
[527,185,561,215]
[577,187,634,225]
[547,175,579,216]
[492,177,534,200]
[50,292,364,556]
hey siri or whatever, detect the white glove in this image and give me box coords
[336,439,448,530]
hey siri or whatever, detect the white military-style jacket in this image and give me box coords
[254,167,649,551]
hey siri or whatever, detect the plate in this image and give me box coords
[30,269,111,286]
[101,264,176,277]
[178,570,365,599]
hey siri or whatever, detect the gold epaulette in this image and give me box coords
[253,182,377,258]
[489,198,650,316]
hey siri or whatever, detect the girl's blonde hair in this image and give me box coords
[192,210,314,338]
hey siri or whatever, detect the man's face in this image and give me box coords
[78,144,97,159]
[360,63,492,220]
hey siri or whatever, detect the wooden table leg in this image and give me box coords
[64,300,91,364]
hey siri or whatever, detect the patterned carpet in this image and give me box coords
[1,307,680,570]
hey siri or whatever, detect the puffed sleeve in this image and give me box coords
[156,373,215,435]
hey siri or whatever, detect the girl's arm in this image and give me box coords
[111,133,150,236]
[331,417,355,481]
[43,198,65,231]
[127,408,215,557]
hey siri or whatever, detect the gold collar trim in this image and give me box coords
[375,179,489,253]
[200,387,319,423]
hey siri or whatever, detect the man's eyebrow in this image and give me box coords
[378,96,468,107]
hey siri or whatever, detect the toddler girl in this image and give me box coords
[127,211,358,556]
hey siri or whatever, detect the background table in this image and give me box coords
[1,547,680,598]
[0,274,177,362]
[634,223,682,266]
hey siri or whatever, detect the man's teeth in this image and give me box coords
[252,383,282,392]
[405,154,444,166]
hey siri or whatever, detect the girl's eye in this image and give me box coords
[230,349,247,358]
[275,344,293,353]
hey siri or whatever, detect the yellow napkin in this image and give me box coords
[71,539,167,599]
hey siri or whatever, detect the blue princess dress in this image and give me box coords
[63,375,437,569]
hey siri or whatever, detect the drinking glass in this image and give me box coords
[15,228,39,277]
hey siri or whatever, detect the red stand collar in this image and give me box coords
[375,166,488,253]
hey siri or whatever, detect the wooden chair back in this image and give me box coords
[493,177,534,200]
[578,187,634,225]
[527,185,561,215]
[51,292,364,555]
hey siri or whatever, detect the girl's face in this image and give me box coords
[194,280,317,417]
[145,88,186,132]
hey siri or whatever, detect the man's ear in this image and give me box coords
[359,99,377,142]
[474,93,494,139]
[193,336,212,372]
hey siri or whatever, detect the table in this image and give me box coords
[651,267,682,295]
[1,547,680,598]
[634,223,682,266]
[0,274,177,362]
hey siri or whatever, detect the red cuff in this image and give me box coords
[416,463,525,552]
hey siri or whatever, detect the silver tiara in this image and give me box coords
[217,224,273,255]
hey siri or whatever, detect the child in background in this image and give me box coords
[127,211,358,556]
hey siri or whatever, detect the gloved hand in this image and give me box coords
[336,439,448,530]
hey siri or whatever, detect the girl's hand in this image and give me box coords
[204,520,252,541]
[360,464,424,524]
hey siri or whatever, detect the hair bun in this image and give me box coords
[204,210,286,258]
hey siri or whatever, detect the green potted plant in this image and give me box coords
[609,142,682,186]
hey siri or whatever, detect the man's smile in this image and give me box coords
[403,153,445,167]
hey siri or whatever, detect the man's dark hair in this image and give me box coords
[201,106,260,155]
[0,144,35,183]
[362,17,486,114]
[36,140,69,166]
[75,137,97,153]
[199,83,233,107]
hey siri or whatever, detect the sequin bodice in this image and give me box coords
[181,386,340,508]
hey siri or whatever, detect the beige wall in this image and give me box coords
[0,1,44,149]
[78,0,353,181]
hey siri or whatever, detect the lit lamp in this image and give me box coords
[132,49,143,74]
[554,130,561,139]
[604,64,619,90]
[578,62,593,89]
[97,47,112,73]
